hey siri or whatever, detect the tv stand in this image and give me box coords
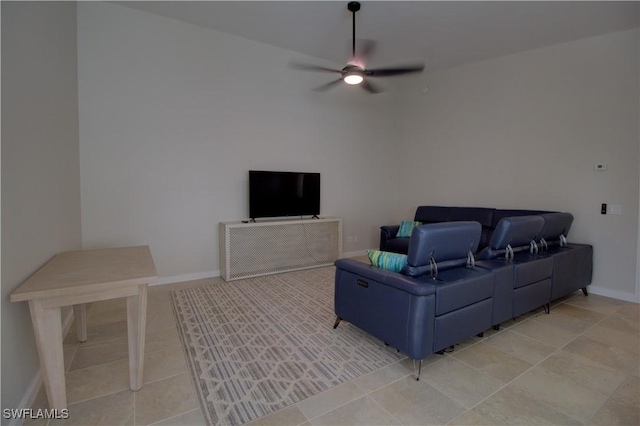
[219,218,342,281]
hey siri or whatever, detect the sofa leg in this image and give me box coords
[413,359,423,381]
[435,346,454,355]
[581,287,589,296]
[492,325,500,331]
[543,303,550,315]
[477,332,484,338]
[333,317,342,329]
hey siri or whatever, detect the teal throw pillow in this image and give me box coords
[396,220,422,238]
[367,250,408,273]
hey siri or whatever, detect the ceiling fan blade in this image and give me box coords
[352,39,376,64]
[314,78,344,92]
[289,62,341,74]
[360,79,381,94]
[365,64,425,77]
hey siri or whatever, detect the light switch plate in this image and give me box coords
[609,204,622,215]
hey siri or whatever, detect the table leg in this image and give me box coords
[29,299,66,409]
[73,304,87,342]
[126,284,148,390]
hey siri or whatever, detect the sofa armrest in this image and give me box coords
[380,225,400,251]
[335,259,435,297]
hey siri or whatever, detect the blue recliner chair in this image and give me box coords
[537,212,593,300]
[475,215,553,327]
[333,221,494,379]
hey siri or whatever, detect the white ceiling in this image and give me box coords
[116,1,639,72]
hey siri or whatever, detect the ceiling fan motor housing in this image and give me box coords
[341,65,364,85]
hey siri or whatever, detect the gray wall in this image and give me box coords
[77,2,402,281]
[77,3,639,300]
[399,29,640,300]
[1,1,81,411]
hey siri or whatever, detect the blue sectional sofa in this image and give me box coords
[380,206,551,254]
[379,205,592,301]
[334,221,493,379]
[333,207,593,379]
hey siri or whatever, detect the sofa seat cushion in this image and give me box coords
[417,267,493,316]
[383,237,410,255]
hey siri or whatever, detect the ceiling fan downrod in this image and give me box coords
[348,2,360,58]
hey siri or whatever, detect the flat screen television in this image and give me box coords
[249,170,320,219]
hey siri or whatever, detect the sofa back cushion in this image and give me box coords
[539,212,573,246]
[449,207,495,248]
[414,206,451,223]
[490,209,552,228]
[402,221,481,277]
[540,213,573,250]
[477,215,545,260]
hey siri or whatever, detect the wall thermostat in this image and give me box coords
[594,163,607,171]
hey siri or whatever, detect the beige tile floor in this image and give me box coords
[27,275,639,426]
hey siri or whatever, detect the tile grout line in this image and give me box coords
[448,295,627,424]
[358,359,415,426]
[145,408,197,426]
[274,293,613,426]
[297,358,415,424]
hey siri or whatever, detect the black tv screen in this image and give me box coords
[249,171,320,219]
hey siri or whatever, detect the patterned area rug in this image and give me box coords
[170,266,405,425]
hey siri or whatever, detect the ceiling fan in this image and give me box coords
[291,1,425,93]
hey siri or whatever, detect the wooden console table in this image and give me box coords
[219,218,342,281]
[10,246,157,409]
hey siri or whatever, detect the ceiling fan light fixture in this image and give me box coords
[343,73,364,85]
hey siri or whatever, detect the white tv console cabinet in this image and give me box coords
[219,217,342,281]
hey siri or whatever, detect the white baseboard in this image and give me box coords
[11,309,75,426]
[154,252,370,287]
[154,270,220,286]
[10,371,44,426]
[587,285,639,303]
[155,253,370,287]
